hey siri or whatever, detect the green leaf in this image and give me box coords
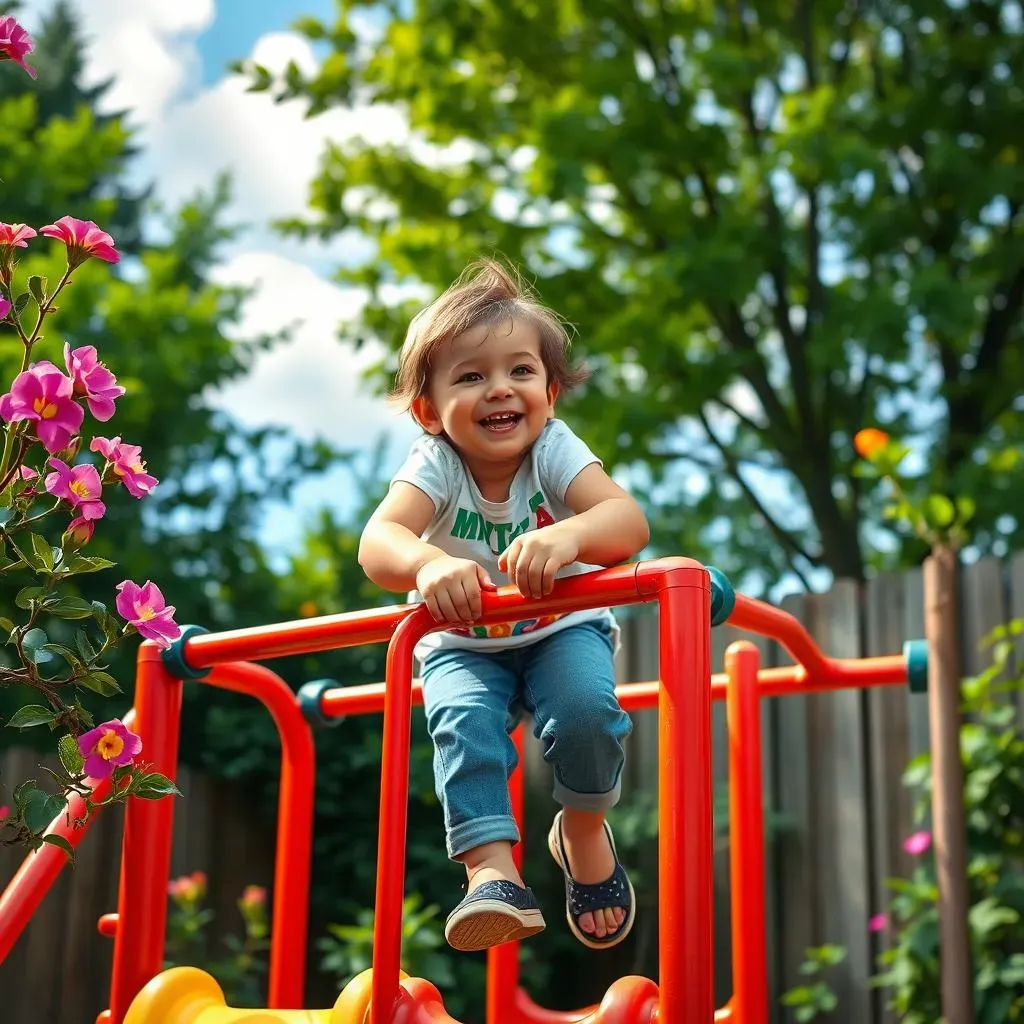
[969,897,1018,938]
[133,772,182,800]
[58,733,84,775]
[0,616,15,635]
[44,595,95,619]
[924,494,956,529]
[955,495,976,523]
[40,833,75,865]
[74,630,97,662]
[78,669,121,697]
[15,585,44,610]
[66,554,116,574]
[13,292,30,316]
[6,705,56,728]
[30,533,55,571]
[22,789,66,833]
[22,626,53,664]
[27,275,47,306]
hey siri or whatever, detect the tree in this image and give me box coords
[243,0,1023,589]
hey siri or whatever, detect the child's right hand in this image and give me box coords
[415,555,496,625]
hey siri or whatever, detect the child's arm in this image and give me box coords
[498,464,649,597]
[359,482,494,623]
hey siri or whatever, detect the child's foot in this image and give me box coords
[445,841,546,952]
[548,809,636,949]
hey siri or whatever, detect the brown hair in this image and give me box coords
[389,256,589,410]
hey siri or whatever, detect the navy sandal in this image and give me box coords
[444,879,546,952]
[547,810,636,949]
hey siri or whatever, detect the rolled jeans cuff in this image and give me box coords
[553,773,622,813]
[447,814,521,860]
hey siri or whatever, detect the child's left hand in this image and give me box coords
[498,527,580,599]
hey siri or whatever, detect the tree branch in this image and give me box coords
[698,406,823,575]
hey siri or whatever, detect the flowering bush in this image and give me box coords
[0,17,180,860]
[165,871,269,1007]
[869,620,1024,1023]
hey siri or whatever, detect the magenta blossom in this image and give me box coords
[40,216,119,267]
[0,222,37,252]
[869,913,888,933]
[0,361,84,453]
[0,296,9,320]
[77,720,142,780]
[0,16,37,79]
[91,436,158,498]
[903,830,932,856]
[63,516,95,547]
[44,457,105,521]
[115,580,181,649]
[64,344,125,421]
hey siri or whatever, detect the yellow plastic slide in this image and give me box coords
[123,966,388,1024]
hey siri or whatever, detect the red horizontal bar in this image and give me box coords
[314,655,908,721]
[179,559,709,670]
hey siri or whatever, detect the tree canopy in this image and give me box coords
[245,0,1024,589]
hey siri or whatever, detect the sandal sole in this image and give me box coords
[444,899,546,952]
[547,814,637,950]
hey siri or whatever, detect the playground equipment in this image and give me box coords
[0,557,926,1023]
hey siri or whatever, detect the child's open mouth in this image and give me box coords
[479,412,523,433]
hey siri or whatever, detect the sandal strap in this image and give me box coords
[563,861,631,920]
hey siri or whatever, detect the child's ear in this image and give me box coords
[412,395,444,435]
[547,380,560,412]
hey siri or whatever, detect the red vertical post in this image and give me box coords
[726,641,768,1024]
[108,645,183,1023]
[657,572,714,1022]
[370,609,430,1024]
[487,725,526,1023]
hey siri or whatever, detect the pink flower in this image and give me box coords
[39,216,119,267]
[90,436,158,498]
[168,871,207,902]
[63,516,95,547]
[115,580,181,649]
[44,457,105,521]
[0,296,9,320]
[18,465,37,480]
[0,361,84,453]
[903,830,932,856]
[77,720,142,780]
[869,913,888,933]
[0,223,37,250]
[0,804,9,819]
[64,345,125,421]
[240,885,267,909]
[0,16,37,79]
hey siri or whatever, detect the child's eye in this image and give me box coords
[511,364,535,376]
[456,371,482,383]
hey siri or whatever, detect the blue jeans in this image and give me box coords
[421,620,632,859]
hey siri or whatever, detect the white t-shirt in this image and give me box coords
[390,418,618,658]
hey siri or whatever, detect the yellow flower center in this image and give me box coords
[136,604,156,621]
[70,480,90,498]
[97,730,124,761]
[32,397,57,420]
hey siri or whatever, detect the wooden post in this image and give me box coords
[924,546,974,1022]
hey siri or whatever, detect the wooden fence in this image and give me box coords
[0,551,1022,1023]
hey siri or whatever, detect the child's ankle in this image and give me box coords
[459,840,522,889]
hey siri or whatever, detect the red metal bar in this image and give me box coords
[486,726,525,1024]
[314,654,908,725]
[370,605,434,1024]
[0,710,136,965]
[656,564,715,1022]
[726,642,768,1024]
[207,662,316,1009]
[108,645,183,1023]
[182,562,649,670]
[727,594,828,675]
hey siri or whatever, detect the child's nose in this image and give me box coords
[485,376,514,398]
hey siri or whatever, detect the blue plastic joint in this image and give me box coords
[904,639,929,694]
[707,566,736,628]
[298,679,344,728]
[161,624,211,681]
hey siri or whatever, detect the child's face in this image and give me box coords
[413,318,558,468]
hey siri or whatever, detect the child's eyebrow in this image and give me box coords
[449,350,539,375]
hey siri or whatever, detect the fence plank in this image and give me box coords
[960,557,1007,676]
[809,582,873,1024]
[1008,551,1024,717]
[902,567,931,760]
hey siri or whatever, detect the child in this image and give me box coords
[358,257,650,953]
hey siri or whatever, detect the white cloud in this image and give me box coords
[208,251,420,448]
